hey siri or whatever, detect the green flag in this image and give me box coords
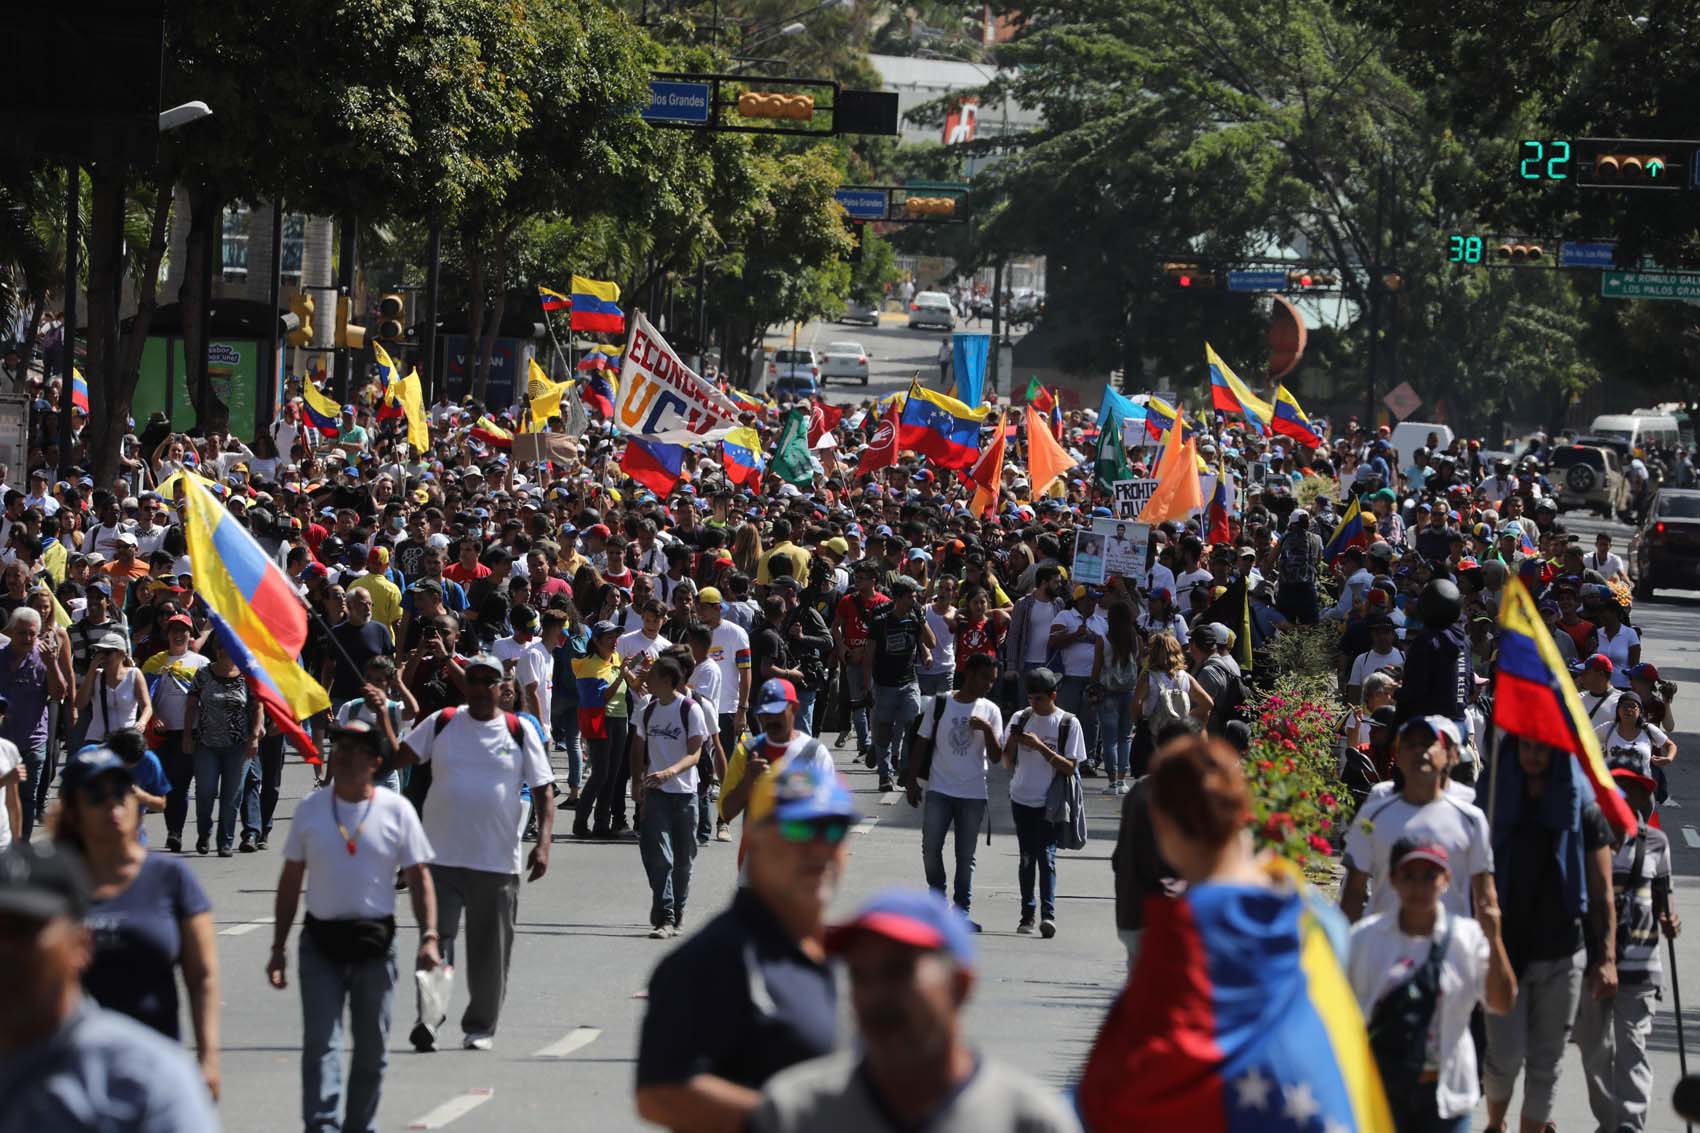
[1095,413,1133,488]
[771,407,813,485]
[1024,376,1044,403]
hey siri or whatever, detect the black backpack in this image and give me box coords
[1279,531,1316,586]
[1367,915,1453,1121]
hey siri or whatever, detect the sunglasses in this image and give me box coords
[79,777,131,805]
[776,817,851,845]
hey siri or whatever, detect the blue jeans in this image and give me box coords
[159,730,192,838]
[872,682,921,782]
[194,742,249,851]
[241,733,286,840]
[299,929,396,1133]
[18,739,47,841]
[639,791,698,927]
[1056,675,1100,766]
[918,671,953,696]
[845,663,873,751]
[553,698,581,791]
[922,792,987,912]
[1099,692,1134,779]
[795,688,818,736]
[1011,801,1058,921]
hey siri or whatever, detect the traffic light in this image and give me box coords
[1495,241,1544,263]
[1163,262,1213,288]
[1575,138,1697,189]
[334,293,367,350]
[736,91,815,120]
[375,293,406,342]
[903,196,957,218]
[284,291,314,348]
[1286,269,1337,290]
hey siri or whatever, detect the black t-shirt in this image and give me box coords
[637,888,836,1091]
[1502,802,1613,972]
[393,538,428,584]
[867,605,923,688]
[751,619,789,683]
[1396,623,1472,724]
[328,619,394,700]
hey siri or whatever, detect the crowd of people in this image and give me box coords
[0,362,1692,1133]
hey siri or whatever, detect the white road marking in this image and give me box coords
[218,916,274,937]
[879,791,900,806]
[1682,826,1700,850]
[407,1089,494,1129]
[852,817,880,835]
[533,1026,602,1059]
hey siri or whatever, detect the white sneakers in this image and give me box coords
[463,1033,494,1051]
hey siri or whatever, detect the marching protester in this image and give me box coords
[1001,667,1084,938]
[630,655,709,937]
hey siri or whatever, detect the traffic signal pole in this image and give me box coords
[261,199,283,432]
[423,223,441,402]
[57,161,77,477]
[334,214,358,402]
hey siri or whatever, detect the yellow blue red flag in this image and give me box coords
[569,275,624,334]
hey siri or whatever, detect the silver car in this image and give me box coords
[907,290,956,330]
[820,341,871,386]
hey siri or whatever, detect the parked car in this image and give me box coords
[1631,488,1700,600]
[820,341,870,386]
[839,299,879,325]
[907,290,956,330]
[768,347,821,398]
[1550,442,1630,519]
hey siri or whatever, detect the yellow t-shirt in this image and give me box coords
[348,572,403,630]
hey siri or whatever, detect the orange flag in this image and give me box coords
[1138,435,1204,523]
[968,410,1006,516]
[1026,404,1074,498]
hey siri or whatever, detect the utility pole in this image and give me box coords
[423,223,442,400]
[333,214,358,402]
[261,200,283,431]
[1364,158,1388,428]
[57,162,77,476]
[988,258,1004,395]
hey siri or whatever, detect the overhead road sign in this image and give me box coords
[1560,241,1618,269]
[1601,271,1700,301]
[642,80,712,124]
[834,188,889,221]
[1226,270,1290,292]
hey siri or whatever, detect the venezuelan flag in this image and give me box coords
[726,387,773,414]
[569,275,624,333]
[1144,395,1197,444]
[178,474,330,761]
[1271,383,1323,447]
[372,342,406,422]
[1495,577,1637,838]
[721,426,766,488]
[470,415,513,450]
[621,435,687,497]
[1206,343,1274,434]
[583,372,616,419]
[538,284,571,313]
[1322,496,1367,563]
[70,369,89,415]
[576,343,621,374]
[302,378,342,436]
[1079,859,1392,1133]
[897,380,991,470]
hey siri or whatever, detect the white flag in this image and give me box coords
[613,311,739,446]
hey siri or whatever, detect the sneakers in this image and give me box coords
[165,835,182,853]
[1116,781,1131,796]
[410,1022,436,1053]
[1016,919,1035,935]
[256,834,269,849]
[649,925,671,939]
[1101,783,1120,797]
[877,777,894,793]
[861,748,876,769]
[217,847,234,858]
[715,823,732,842]
[239,833,258,853]
[462,1033,494,1051]
[1040,918,1057,939]
[557,794,580,810]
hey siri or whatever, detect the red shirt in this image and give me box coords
[445,561,491,585]
[957,616,1005,659]
[834,591,891,649]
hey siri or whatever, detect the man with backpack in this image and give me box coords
[1000,667,1084,939]
[1273,509,1323,625]
[1188,625,1246,735]
[904,652,1004,931]
[396,654,556,1053]
[630,657,710,939]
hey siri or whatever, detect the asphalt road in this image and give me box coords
[773,307,1020,408]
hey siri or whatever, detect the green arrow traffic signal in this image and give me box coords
[1647,157,1666,180]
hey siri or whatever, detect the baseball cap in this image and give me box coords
[697,586,722,605]
[823,537,850,556]
[756,677,800,715]
[1627,662,1661,682]
[0,842,91,922]
[115,532,138,547]
[368,546,390,566]
[826,887,975,966]
[463,654,503,678]
[60,746,133,795]
[1398,715,1461,747]
[747,763,857,825]
[410,579,444,596]
[1390,836,1451,874]
[94,631,127,654]
[1583,653,1614,675]
[1607,748,1658,791]
[769,575,800,593]
[589,620,621,640]
[165,614,193,632]
[1024,667,1060,695]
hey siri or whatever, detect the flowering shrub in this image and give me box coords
[1244,670,1347,871]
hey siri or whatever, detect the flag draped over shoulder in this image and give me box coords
[722,426,765,488]
[1025,404,1074,498]
[1078,864,1393,1133]
[1495,577,1638,838]
[1322,497,1367,563]
[898,380,991,469]
[569,275,624,333]
[178,474,329,761]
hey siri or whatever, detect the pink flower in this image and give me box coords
[1319,793,1337,810]
[1307,835,1332,854]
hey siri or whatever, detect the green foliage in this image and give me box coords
[849,228,901,306]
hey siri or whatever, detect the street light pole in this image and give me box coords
[57,163,77,477]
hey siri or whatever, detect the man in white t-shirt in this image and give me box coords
[268,721,439,1133]
[698,587,752,752]
[1000,667,1085,939]
[1588,532,1628,582]
[1341,716,1495,925]
[1048,585,1106,775]
[397,655,554,1053]
[0,728,18,848]
[631,657,709,938]
[1346,616,1406,702]
[618,605,673,721]
[906,653,1003,929]
[492,606,554,728]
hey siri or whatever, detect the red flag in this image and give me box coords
[855,401,901,476]
[808,398,845,447]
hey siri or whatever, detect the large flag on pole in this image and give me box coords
[1095,407,1134,488]
[1205,343,1274,434]
[178,474,329,761]
[1322,497,1368,564]
[1137,432,1203,523]
[1272,384,1324,447]
[568,275,624,333]
[1025,404,1074,498]
[771,407,814,486]
[968,409,1006,517]
[897,380,992,469]
[1494,577,1638,839]
[951,333,991,407]
[395,368,429,453]
[526,358,570,430]
[302,378,342,436]
[855,401,901,476]
[614,312,739,445]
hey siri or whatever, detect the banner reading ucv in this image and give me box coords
[614,312,739,446]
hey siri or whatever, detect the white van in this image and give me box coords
[1589,414,1679,454]
[1389,421,1454,468]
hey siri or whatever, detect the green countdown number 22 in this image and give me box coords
[1520,139,1570,181]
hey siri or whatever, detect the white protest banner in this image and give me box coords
[615,311,740,445]
[1094,518,1149,583]
[1112,479,1157,519]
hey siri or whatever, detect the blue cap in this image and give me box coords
[756,677,799,715]
[826,887,976,966]
[590,620,620,639]
[1091,506,1112,517]
[61,747,131,794]
[748,763,857,825]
